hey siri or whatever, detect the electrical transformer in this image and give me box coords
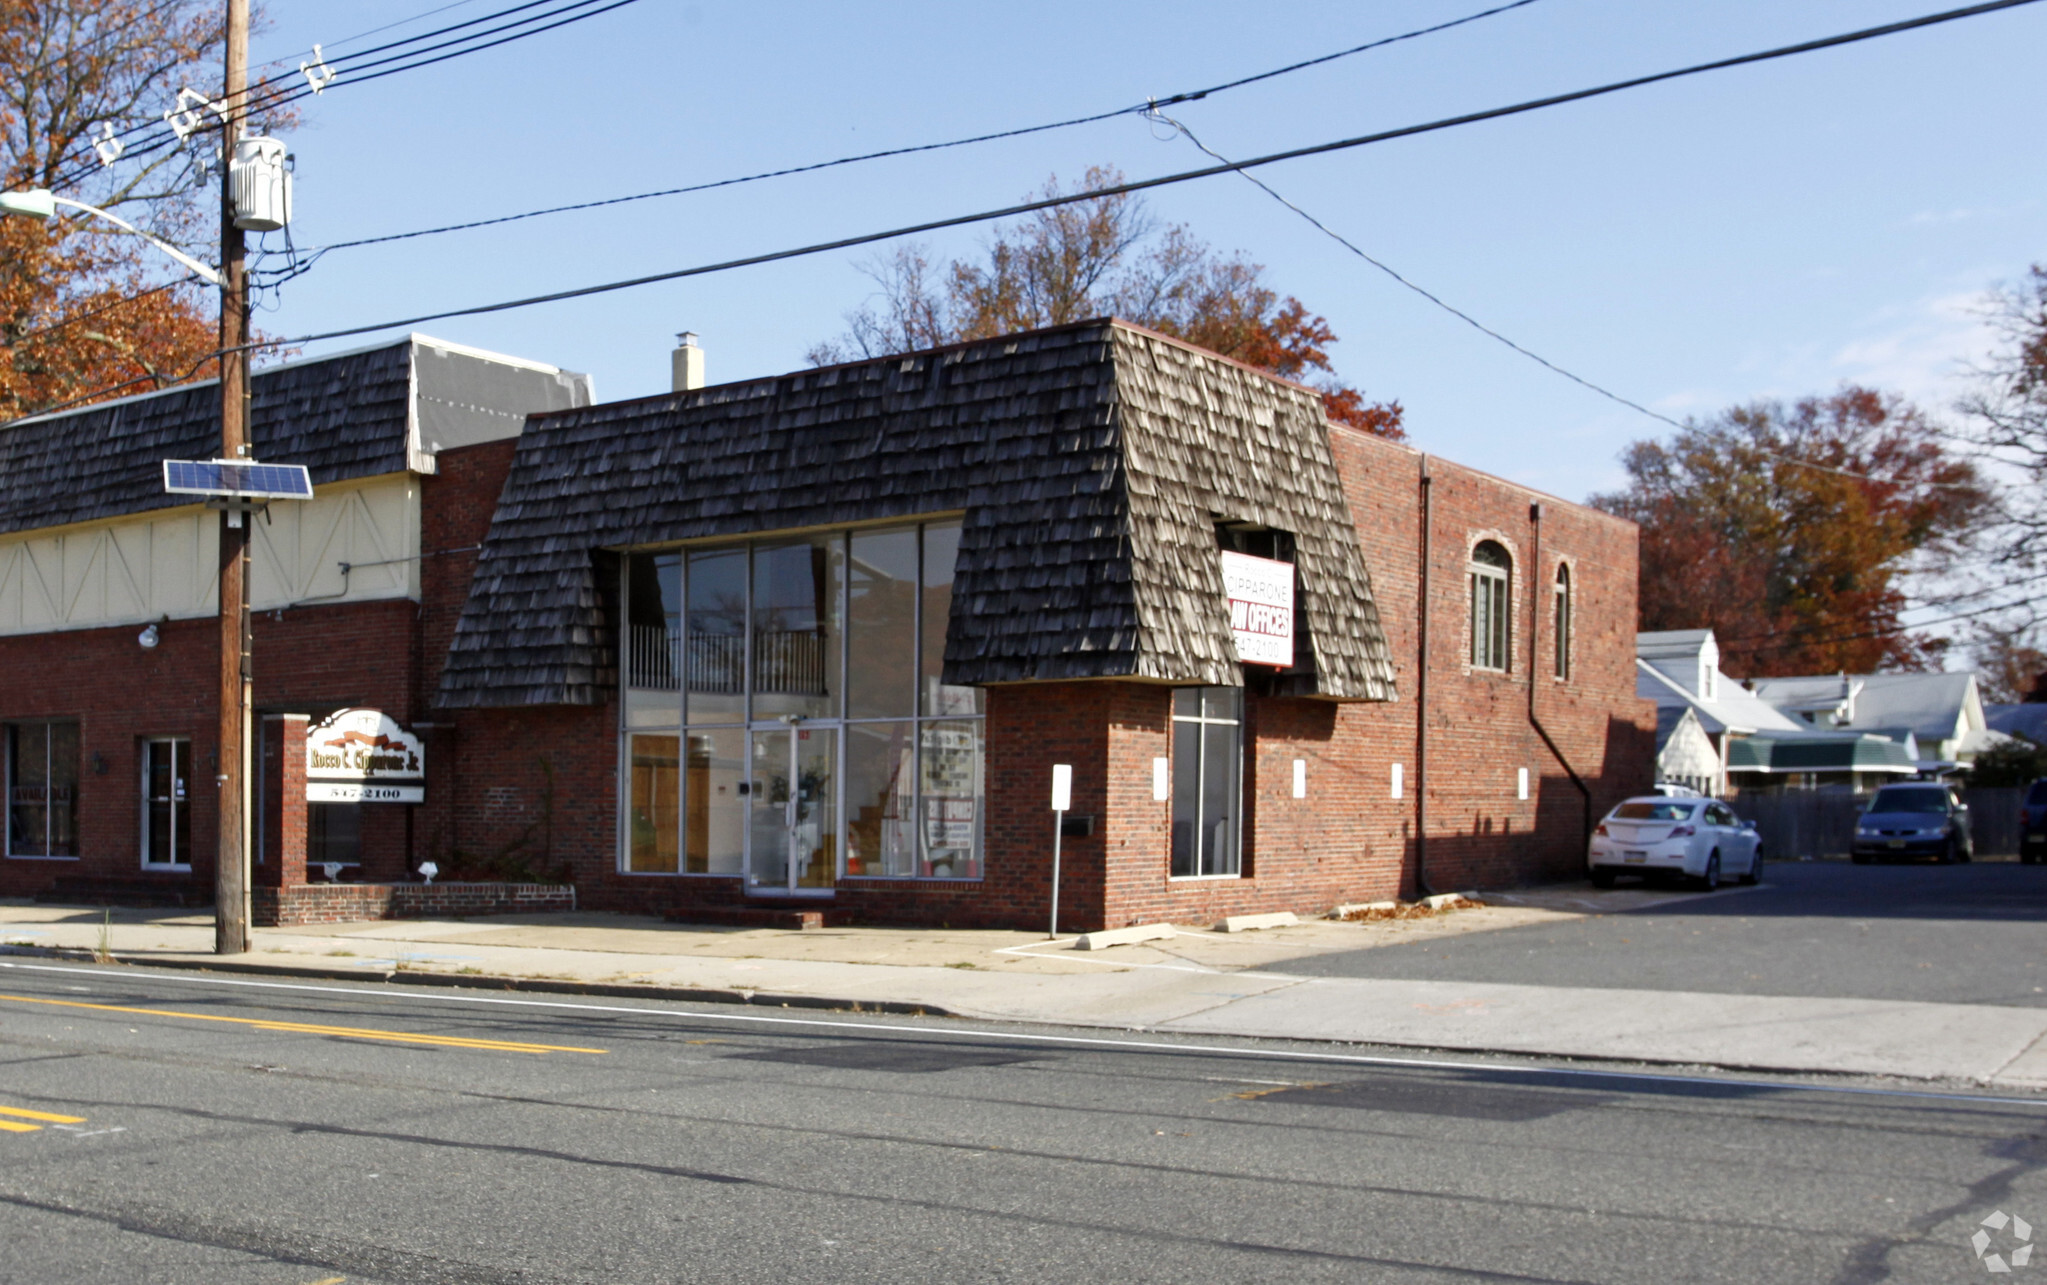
[230,136,292,232]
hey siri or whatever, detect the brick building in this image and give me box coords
[0,320,1655,929]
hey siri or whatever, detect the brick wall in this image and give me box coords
[254,880,574,926]
[0,439,519,901]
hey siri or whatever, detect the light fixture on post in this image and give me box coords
[138,622,159,649]
[0,189,224,287]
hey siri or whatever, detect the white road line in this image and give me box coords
[4,959,2043,1109]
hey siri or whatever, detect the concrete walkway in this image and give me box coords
[6,892,2045,1090]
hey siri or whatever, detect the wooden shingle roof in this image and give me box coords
[0,339,415,538]
[435,319,1397,708]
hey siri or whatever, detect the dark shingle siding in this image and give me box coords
[436,320,1396,708]
[0,339,413,537]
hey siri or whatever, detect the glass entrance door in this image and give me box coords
[746,724,837,895]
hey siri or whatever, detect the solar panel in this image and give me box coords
[162,459,314,501]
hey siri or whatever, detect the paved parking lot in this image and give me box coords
[1288,860,2047,1007]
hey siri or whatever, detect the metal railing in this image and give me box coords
[625,626,827,696]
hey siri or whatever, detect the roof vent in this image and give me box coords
[672,331,704,392]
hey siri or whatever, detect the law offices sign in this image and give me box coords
[1219,550,1295,668]
[306,708,425,804]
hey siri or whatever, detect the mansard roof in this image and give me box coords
[435,319,1398,707]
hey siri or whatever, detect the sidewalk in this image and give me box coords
[6,892,2045,1090]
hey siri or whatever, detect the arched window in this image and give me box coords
[1469,540,1511,671]
[1553,563,1572,680]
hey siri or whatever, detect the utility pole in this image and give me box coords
[214,0,251,955]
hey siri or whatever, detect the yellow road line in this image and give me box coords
[0,1120,41,1133]
[0,1104,86,1123]
[0,993,605,1056]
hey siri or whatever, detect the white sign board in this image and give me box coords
[1050,764,1073,812]
[306,707,424,803]
[1219,550,1295,668]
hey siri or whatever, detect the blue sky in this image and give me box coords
[247,0,2046,504]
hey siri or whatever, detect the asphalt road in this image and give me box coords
[1,960,2044,1283]
[1289,860,2047,1007]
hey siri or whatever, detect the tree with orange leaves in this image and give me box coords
[1591,388,1989,677]
[0,2,289,421]
[808,166,1404,438]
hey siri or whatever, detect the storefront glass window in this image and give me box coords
[308,803,360,869]
[848,528,918,719]
[751,537,843,722]
[684,546,746,724]
[625,553,682,728]
[921,521,983,717]
[628,734,680,873]
[844,721,916,876]
[1170,688,1242,878]
[5,721,79,859]
[920,719,983,878]
[622,519,984,882]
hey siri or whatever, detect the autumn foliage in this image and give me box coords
[0,2,266,421]
[1592,388,1988,676]
[809,167,1403,438]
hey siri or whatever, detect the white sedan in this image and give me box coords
[1587,796,1763,891]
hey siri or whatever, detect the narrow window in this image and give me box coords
[1553,563,1572,680]
[1170,687,1243,878]
[142,738,192,868]
[5,721,79,859]
[1468,541,1511,671]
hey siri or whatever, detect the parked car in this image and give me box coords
[1850,783,1973,864]
[1587,796,1763,890]
[1650,782,1704,797]
[2022,778,2047,865]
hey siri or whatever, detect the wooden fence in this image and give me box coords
[1726,787,2023,858]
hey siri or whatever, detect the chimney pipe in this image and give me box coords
[672,331,704,392]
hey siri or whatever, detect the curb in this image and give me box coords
[0,945,955,1018]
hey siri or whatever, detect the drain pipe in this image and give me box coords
[1526,502,1593,850]
[1414,457,1434,898]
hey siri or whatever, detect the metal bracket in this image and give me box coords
[163,87,223,141]
[300,45,337,95]
[92,123,124,167]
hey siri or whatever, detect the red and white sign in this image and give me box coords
[1219,550,1295,668]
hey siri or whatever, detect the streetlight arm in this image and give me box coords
[50,196,226,289]
[0,188,224,288]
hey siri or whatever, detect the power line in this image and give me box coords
[1732,597,2040,654]
[271,0,2046,350]
[49,0,637,191]
[10,0,2038,434]
[313,0,1550,253]
[1152,112,1985,492]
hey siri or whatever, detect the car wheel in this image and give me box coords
[1939,838,1959,865]
[1738,845,1763,886]
[1694,852,1721,892]
[1590,868,1617,889]
[1851,852,1871,865]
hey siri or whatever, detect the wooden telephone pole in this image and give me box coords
[214,0,251,954]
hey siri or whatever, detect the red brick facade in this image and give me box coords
[3,423,1654,929]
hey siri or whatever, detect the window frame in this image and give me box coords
[140,736,193,870]
[5,720,81,861]
[1468,540,1512,673]
[1552,561,1572,681]
[1169,686,1246,880]
[616,516,985,883]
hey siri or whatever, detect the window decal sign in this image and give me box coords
[1219,550,1295,668]
[306,708,424,804]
